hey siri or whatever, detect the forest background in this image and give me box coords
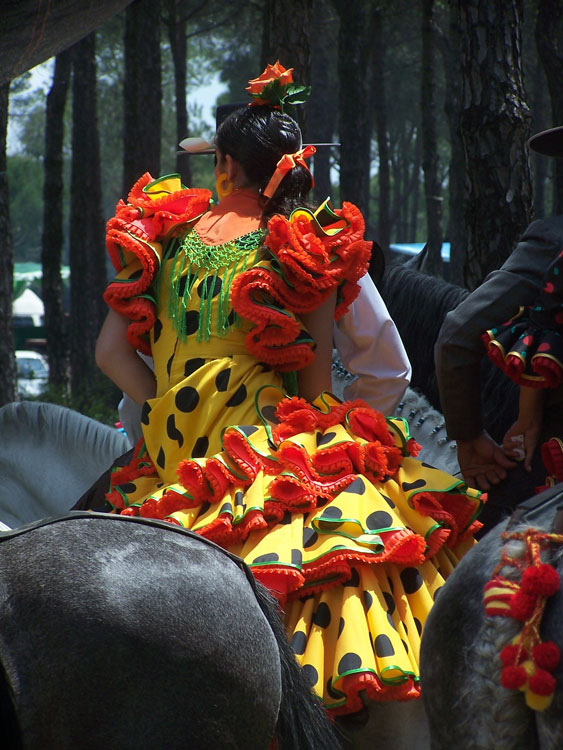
[1,0,562,420]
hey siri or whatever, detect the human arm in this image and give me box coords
[435,217,563,441]
[456,432,516,491]
[333,273,411,413]
[96,309,156,405]
[298,291,337,402]
[502,386,544,471]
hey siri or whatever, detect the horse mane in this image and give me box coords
[378,263,519,442]
[454,529,536,748]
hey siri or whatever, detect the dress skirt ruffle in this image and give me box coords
[106,389,483,713]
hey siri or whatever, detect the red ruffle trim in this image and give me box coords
[108,399,477,603]
[329,673,420,716]
[104,173,212,353]
[482,326,563,390]
[541,438,563,482]
[231,202,371,371]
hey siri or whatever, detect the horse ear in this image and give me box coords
[404,243,428,272]
[369,240,386,284]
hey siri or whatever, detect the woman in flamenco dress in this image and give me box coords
[96,62,485,717]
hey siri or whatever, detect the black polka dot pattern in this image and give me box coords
[343,568,360,588]
[215,368,231,391]
[226,384,247,407]
[260,405,280,424]
[400,567,424,594]
[313,602,331,628]
[302,664,319,688]
[291,631,307,655]
[338,652,362,673]
[374,634,395,658]
[239,425,259,437]
[321,506,342,520]
[184,358,205,377]
[141,402,151,425]
[252,552,280,564]
[197,275,222,298]
[175,386,199,413]
[303,528,318,548]
[316,431,337,446]
[153,318,163,342]
[191,436,209,458]
[381,493,395,508]
[166,414,184,448]
[383,591,395,614]
[156,447,166,469]
[291,548,303,566]
[184,310,200,336]
[345,477,366,495]
[166,353,174,378]
[117,482,136,494]
[365,510,393,530]
[402,479,427,491]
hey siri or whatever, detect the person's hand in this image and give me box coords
[502,419,541,472]
[457,431,517,491]
[502,386,544,472]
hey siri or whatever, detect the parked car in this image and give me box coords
[16,350,49,397]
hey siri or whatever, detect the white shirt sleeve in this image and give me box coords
[118,352,154,446]
[333,274,412,414]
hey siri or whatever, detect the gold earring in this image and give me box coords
[216,173,234,200]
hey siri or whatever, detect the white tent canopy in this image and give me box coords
[13,288,44,327]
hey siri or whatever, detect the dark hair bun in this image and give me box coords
[215,107,313,219]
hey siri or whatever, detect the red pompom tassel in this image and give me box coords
[532,642,561,671]
[501,665,527,689]
[521,564,560,597]
[509,591,537,621]
[500,643,523,667]
[528,669,556,696]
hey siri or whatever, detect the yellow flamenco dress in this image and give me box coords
[103,173,484,715]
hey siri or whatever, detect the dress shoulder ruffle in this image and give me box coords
[230,201,372,371]
[104,173,212,353]
[482,250,563,389]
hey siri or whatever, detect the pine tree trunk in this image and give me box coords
[264,0,312,138]
[310,0,338,204]
[42,49,72,391]
[69,34,107,404]
[457,0,533,290]
[535,0,563,215]
[122,0,162,196]
[333,0,373,220]
[421,0,443,277]
[0,81,16,406]
[371,6,390,254]
[166,0,192,187]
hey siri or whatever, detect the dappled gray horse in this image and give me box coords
[0,512,339,749]
[421,483,563,750]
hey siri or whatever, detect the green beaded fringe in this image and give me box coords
[167,228,266,342]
